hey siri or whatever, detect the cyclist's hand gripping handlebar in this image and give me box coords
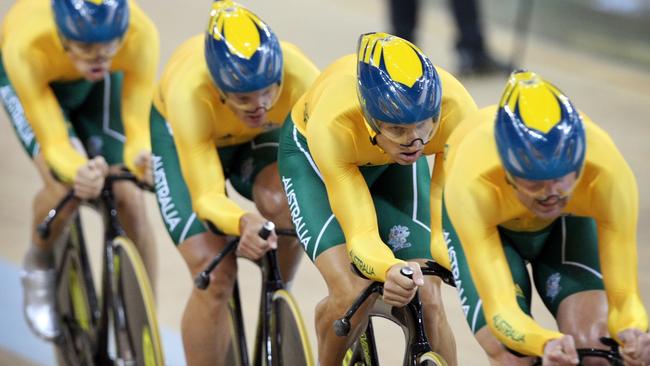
[194,221,275,290]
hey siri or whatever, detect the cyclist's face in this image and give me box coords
[63,38,122,81]
[374,118,437,165]
[224,83,281,128]
[510,172,579,219]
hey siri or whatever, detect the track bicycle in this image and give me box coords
[38,171,164,366]
[334,261,456,366]
[530,337,624,365]
[194,221,314,366]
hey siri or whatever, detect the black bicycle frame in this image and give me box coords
[41,174,143,364]
[195,224,296,366]
[335,261,456,365]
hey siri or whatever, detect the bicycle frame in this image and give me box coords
[41,174,147,364]
[336,262,456,365]
[252,248,286,365]
[195,225,298,366]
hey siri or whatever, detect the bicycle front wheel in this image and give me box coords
[113,236,164,366]
[417,351,447,366]
[55,217,96,365]
[269,289,314,366]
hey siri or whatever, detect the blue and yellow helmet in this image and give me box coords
[357,32,441,127]
[495,70,586,181]
[52,0,129,43]
[204,1,283,94]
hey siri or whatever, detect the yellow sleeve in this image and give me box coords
[168,92,245,236]
[2,49,85,183]
[589,136,648,339]
[445,175,562,356]
[309,120,404,282]
[117,11,160,178]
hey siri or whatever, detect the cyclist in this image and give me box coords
[278,32,478,365]
[437,70,649,365]
[0,0,159,340]
[149,2,319,364]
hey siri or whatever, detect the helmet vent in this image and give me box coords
[508,149,525,174]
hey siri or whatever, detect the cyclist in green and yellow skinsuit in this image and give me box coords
[149,2,319,364]
[0,0,159,340]
[435,70,649,365]
[278,32,478,365]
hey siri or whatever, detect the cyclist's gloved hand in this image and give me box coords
[542,335,579,366]
[618,328,650,366]
[383,262,423,307]
[237,213,277,260]
[74,156,109,200]
[134,150,153,187]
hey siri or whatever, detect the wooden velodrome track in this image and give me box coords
[0,0,648,364]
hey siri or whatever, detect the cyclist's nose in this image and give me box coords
[254,94,274,110]
[401,138,425,148]
[543,180,567,198]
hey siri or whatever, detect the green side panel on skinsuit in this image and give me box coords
[277,115,433,263]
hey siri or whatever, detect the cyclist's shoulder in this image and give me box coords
[443,106,503,195]
[159,34,206,80]
[279,41,316,66]
[445,106,498,161]
[157,35,214,102]
[581,112,617,149]
[277,41,320,100]
[1,0,55,54]
[301,58,360,133]
[580,112,632,174]
[115,2,159,58]
[126,0,158,38]
[434,64,478,106]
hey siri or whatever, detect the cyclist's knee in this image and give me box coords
[563,319,608,349]
[419,277,445,315]
[114,180,145,213]
[327,282,372,317]
[252,164,288,221]
[556,291,608,349]
[180,233,237,303]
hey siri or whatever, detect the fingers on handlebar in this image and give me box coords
[543,336,579,365]
[236,219,277,260]
[383,263,421,306]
